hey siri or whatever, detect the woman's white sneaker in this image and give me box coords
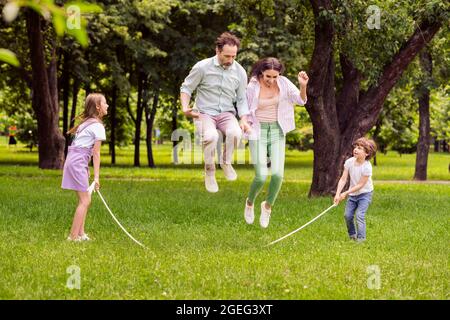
[244,199,254,224]
[260,201,271,228]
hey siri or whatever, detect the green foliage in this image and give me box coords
[14,111,38,149]
[154,94,194,140]
[0,48,19,66]
[228,0,313,78]
[109,97,135,147]
[334,0,448,87]
[374,84,419,154]
[430,86,450,140]
[286,106,313,151]
[0,112,37,150]
[0,112,13,135]
[0,0,102,66]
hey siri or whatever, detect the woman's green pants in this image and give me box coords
[247,122,286,206]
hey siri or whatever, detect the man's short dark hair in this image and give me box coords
[216,32,240,50]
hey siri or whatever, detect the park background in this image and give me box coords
[0,0,449,299]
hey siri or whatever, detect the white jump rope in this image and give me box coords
[88,181,147,249]
[89,180,337,248]
[266,203,338,246]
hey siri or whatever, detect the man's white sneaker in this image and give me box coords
[244,199,254,224]
[260,201,272,228]
[220,164,237,181]
[205,174,219,193]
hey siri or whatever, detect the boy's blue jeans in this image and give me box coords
[344,191,373,240]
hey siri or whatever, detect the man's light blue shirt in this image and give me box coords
[180,56,249,117]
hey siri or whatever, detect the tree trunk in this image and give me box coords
[109,85,117,165]
[69,78,80,130]
[172,94,179,164]
[26,10,65,169]
[414,49,432,180]
[61,52,70,136]
[146,88,159,168]
[61,52,71,157]
[66,78,80,157]
[371,117,383,166]
[134,73,144,167]
[126,94,136,125]
[307,0,442,196]
[306,0,341,197]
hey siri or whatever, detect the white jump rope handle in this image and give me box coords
[88,181,96,195]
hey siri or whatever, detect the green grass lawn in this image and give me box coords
[0,140,449,299]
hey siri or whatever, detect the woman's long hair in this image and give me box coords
[250,57,285,80]
[67,93,105,135]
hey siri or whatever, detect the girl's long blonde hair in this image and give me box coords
[67,93,105,135]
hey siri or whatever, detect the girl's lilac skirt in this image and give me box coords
[61,146,92,192]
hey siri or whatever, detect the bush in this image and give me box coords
[15,113,38,151]
[286,126,314,151]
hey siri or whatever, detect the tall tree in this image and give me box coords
[305,0,445,196]
[133,72,145,167]
[26,10,65,169]
[109,84,117,164]
[145,87,159,168]
[414,48,432,180]
[2,0,100,167]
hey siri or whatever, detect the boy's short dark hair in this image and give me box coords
[215,32,240,51]
[353,137,377,160]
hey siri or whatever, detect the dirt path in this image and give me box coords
[375,180,450,185]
